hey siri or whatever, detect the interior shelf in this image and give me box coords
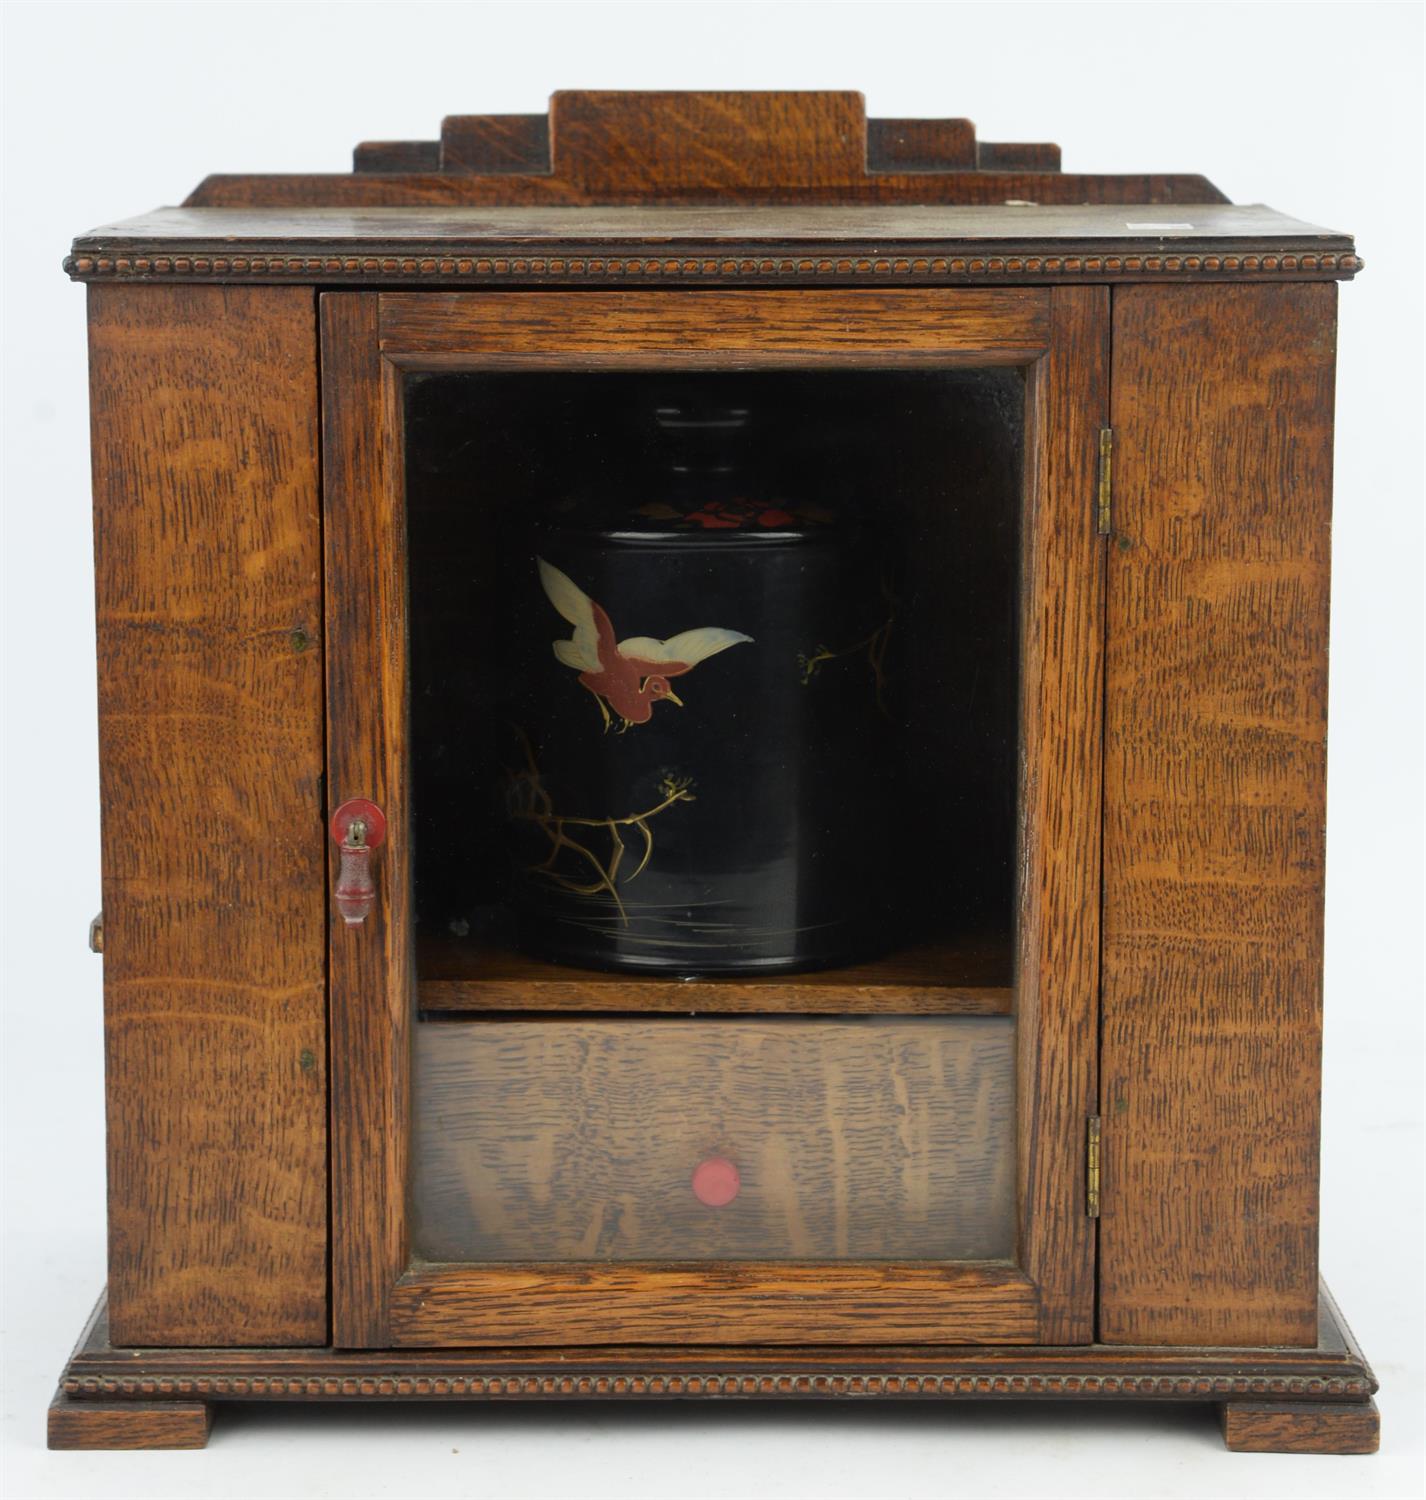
[417,933,1013,1015]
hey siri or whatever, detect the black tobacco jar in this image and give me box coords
[498,397,905,975]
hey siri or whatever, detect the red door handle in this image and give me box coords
[330,798,387,926]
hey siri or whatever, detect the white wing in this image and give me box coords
[618,627,753,668]
[538,558,601,673]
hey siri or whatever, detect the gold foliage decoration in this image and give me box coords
[506,730,693,925]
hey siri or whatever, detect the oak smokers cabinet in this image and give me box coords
[50,92,1377,1456]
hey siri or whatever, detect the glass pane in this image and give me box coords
[402,365,1025,1269]
[411,1017,1015,1262]
[405,368,1022,983]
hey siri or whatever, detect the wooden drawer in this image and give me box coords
[411,1016,1016,1264]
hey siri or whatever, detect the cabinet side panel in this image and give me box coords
[1100,283,1334,1346]
[89,285,327,1346]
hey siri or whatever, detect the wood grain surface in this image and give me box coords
[66,203,1359,291]
[322,293,411,1347]
[417,934,1012,1014]
[434,112,548,175]
[865,115,983,173]
[553,91,873,195]
[178,172,1233,213]
[58,1278,1379,1401]
[47,1393,213,1451]
[181,91,1226,210]
[1014,288,1107,1344]
[69,202,1355,252]
[1100,283,1336,1346]
[391,1261,1037,1346]
[411,1017,1016,1263]
[1220,1399,1380,1455]
[66,202,1356,291]
[378,286,1051,363]
[88,285,327,1347]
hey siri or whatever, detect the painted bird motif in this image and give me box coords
[538,557,752,730]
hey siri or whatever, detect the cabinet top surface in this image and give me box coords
[65,93,1359,286]
[76,202,1347,244]
[67,203,1358,287]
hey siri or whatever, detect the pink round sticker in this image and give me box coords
[690,1156,741,1207]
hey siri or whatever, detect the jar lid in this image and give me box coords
[522,397,854,545]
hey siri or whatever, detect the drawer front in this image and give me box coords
[412,1016,1015,1264]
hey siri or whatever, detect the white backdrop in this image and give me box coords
[3,4,1421,1497]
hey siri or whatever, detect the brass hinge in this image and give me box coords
[1096,427,1114,536]
[1086,1115,1101,1217]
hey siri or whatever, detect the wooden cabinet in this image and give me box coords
[51,92,1376,1455]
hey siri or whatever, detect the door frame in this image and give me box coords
[321,287,1106,1347]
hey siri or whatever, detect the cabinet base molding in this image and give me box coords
[52,1281,1376,1454]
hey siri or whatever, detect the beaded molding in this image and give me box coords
[62,1369,1374,1401]
[63,249,1364,283]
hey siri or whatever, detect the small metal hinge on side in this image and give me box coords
[1086,1114,1102,1218]
[1096,427,1114,536]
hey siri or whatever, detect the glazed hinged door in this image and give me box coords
[323,287,1105,1347]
